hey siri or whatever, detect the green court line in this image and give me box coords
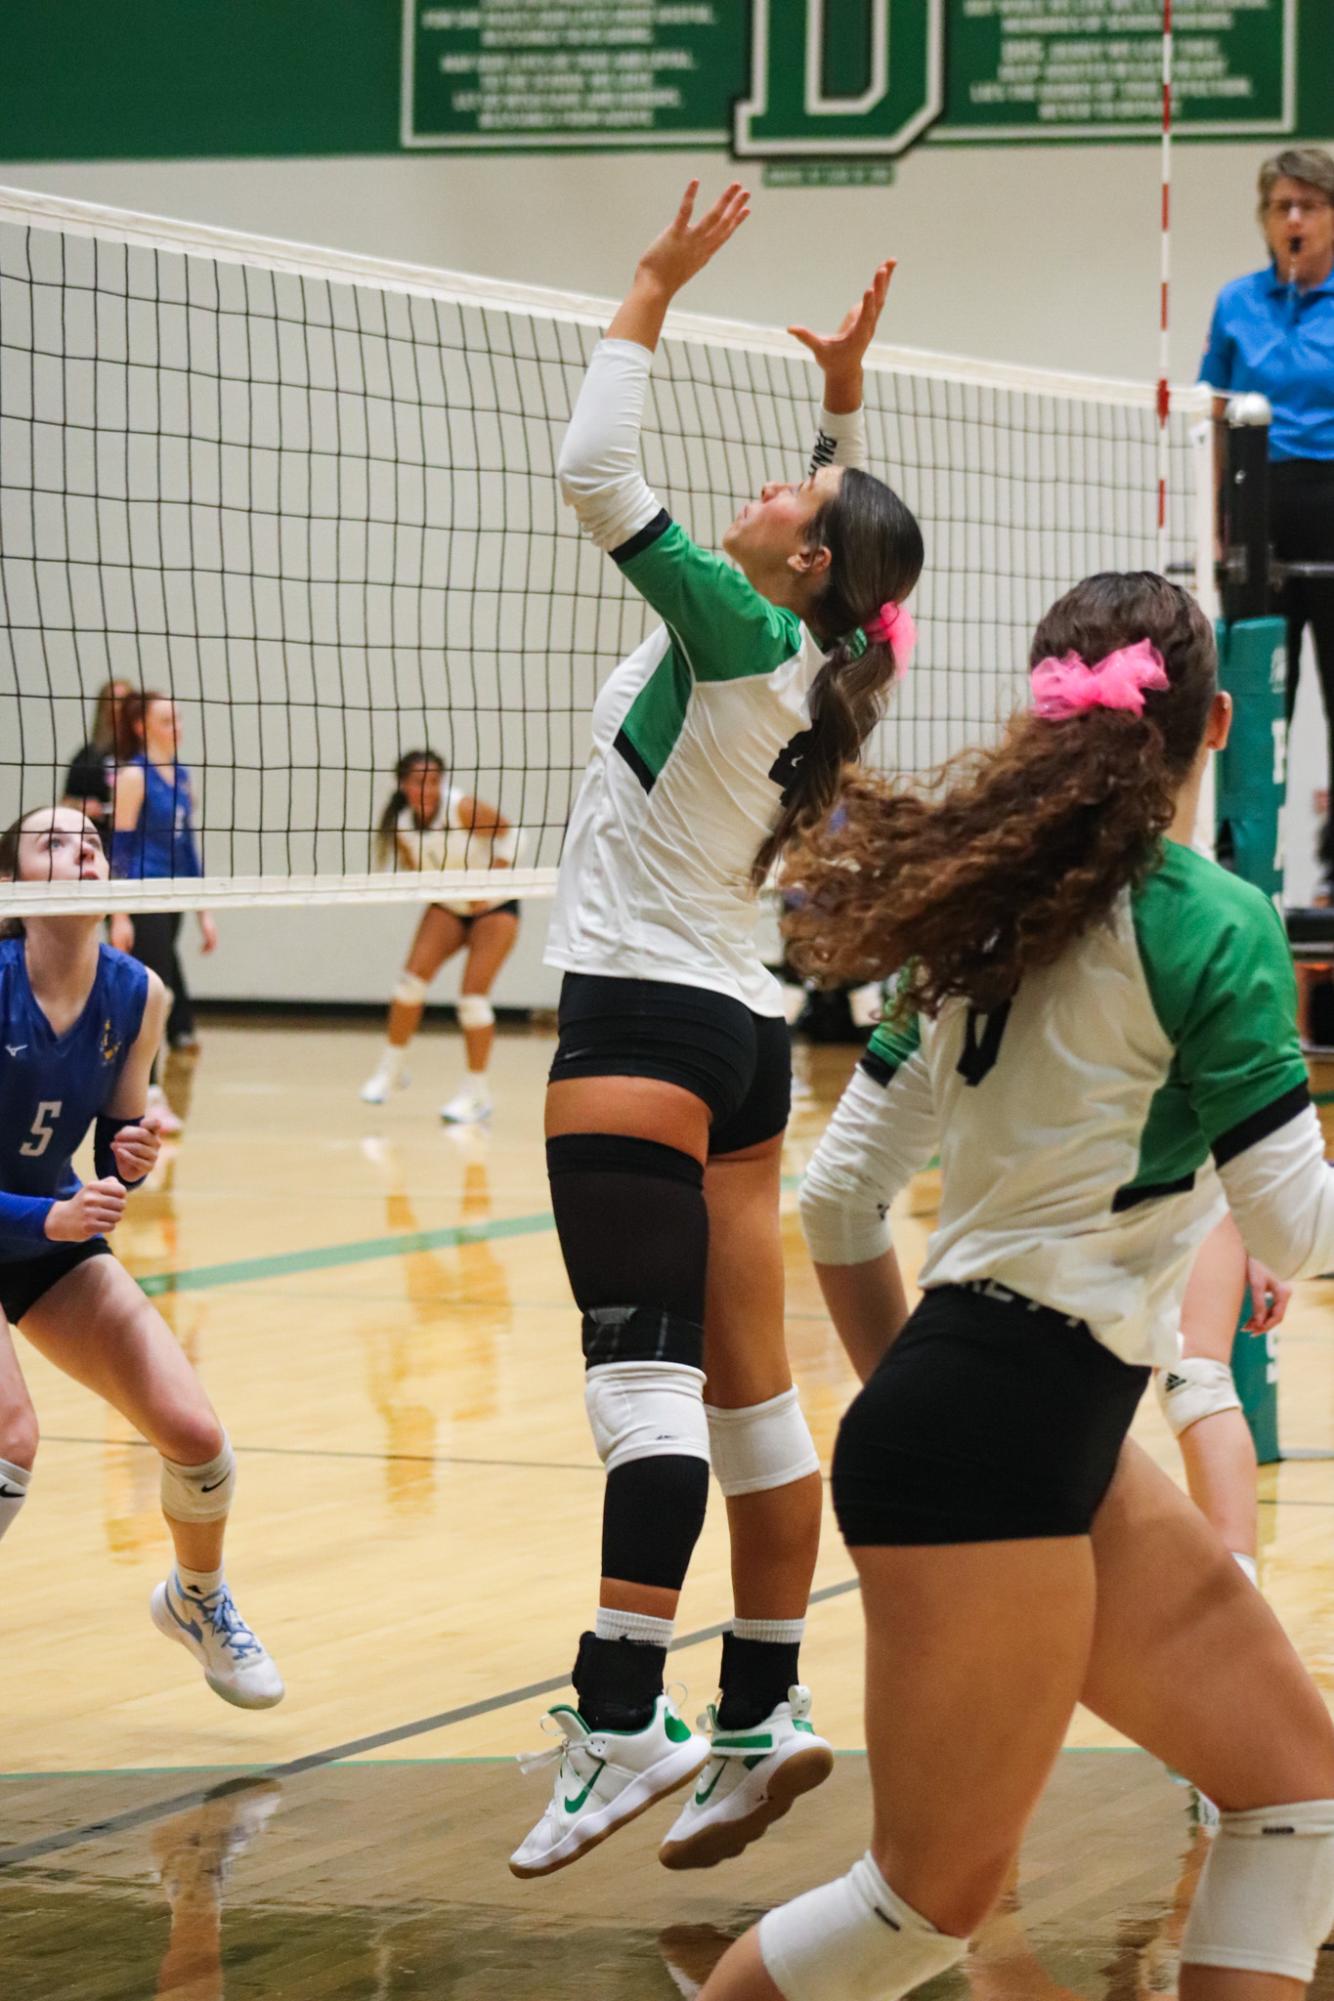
[132,1174,806,1297]
[1314,1090,1334,1107]
[136,1209,558,1297]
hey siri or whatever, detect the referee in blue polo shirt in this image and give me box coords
[1201,146,1334,883]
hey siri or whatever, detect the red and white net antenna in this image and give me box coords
[1156,0,1174,571]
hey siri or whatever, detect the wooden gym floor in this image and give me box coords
[1,1020,1332,1998]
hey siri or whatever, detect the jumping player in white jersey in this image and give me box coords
[0,805,283,1710]
[360,750,520,1124]
[698,572,1334,2001]
[510,180,923,1881]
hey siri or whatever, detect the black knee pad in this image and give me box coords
[547,1133,708,1368]
[601,1457,711,1590]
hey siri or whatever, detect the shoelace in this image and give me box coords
[517,1712,570,1778]
[196,1589,264,1665]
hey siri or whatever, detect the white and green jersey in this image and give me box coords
[546,338,867,1017]
[801,842,1331,1366]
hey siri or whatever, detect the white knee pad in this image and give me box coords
[760,1852,967,2001]
[1182,1799,1334,1983]
[1156,1356,1242,1438]
[456,994,495,1030]
[160,1435,235,1523]
[585,1362,710,1473]
[705,1387,820,1497]
[392,970,429,1007]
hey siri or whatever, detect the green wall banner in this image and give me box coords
[403,0,1296,154]
[1,0,1324,164]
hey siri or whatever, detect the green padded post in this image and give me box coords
[1216,616,1287,1463]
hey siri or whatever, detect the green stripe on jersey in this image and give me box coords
[619,642,692,781]
[619,520,801,686]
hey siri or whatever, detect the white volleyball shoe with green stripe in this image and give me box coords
[658,1685,834,1870]
[509,1692,709,1879]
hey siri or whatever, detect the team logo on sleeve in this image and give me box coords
[100,1019,123,1065]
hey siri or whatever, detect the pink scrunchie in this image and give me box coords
[864,600,917,670]
[1030,639,1169,719]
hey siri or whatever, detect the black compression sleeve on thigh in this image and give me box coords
[602,1457,710,1590]
[547,1134,708,1360]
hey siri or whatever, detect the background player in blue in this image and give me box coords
[0,804,283,1709]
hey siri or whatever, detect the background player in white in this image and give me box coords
[360,749,519,1124]
[512,181,924,1881]
[700,573,1334,2001]
[0,804,282,1709]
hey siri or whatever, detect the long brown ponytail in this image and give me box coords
[751,467,923,886]
[783,572,1218,1010]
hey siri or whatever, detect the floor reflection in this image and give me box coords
[4,1753,1331,2000]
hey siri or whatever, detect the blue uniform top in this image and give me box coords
[1199,264,1334,462]
[111,757,203,880]
[0,940,148,1261]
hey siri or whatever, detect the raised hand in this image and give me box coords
[789,259,895,409]
[635,179,752,297]
[45,1176,127,1242]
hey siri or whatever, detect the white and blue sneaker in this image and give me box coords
[509,1692,708,1879]
[150,1574,285,1710]
[659,1685,833,1870]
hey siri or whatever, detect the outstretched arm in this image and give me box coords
[558,182,751,553]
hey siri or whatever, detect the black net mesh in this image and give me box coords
[0,197,1205,909]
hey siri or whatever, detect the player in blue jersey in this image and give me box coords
[0,804,282,1709]
[109,689,218,1133]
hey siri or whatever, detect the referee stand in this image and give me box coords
[1217,393,1334,1463]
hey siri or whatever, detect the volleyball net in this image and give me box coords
[0,185,1212,915]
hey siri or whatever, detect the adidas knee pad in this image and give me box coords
[456,993,495,1030]
[160,1435,235,1523]
[705,1387,820,1497]
[760,1852,967,2001]
[1156,1356,1242,1438]
[1182,1799,1334,1982]
[392,970,429,1007]
[585,1362,710,1472]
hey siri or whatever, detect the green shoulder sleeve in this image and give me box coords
[617,519,802,684]
[1133,845,1308,1160]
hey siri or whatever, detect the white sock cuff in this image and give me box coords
[0,1457,32,1492]
[176,1563,225,1598]
[732,1618,806,1646]
[594,1607,675,1648]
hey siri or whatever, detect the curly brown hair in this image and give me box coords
[783,573,1218,1012]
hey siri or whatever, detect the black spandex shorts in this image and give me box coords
[550,972,792,1155]
[0,1240,112,1325]
[429,898,521,927]
[833,1281,1150,1546]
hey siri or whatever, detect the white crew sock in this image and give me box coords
[376,1043,407,1081]
[732,1616,806,1645]
[0,1457,31,1546]
[594,1607,675,1648]
[176,1562,225,1599]
[1232,1550,1259,1587]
